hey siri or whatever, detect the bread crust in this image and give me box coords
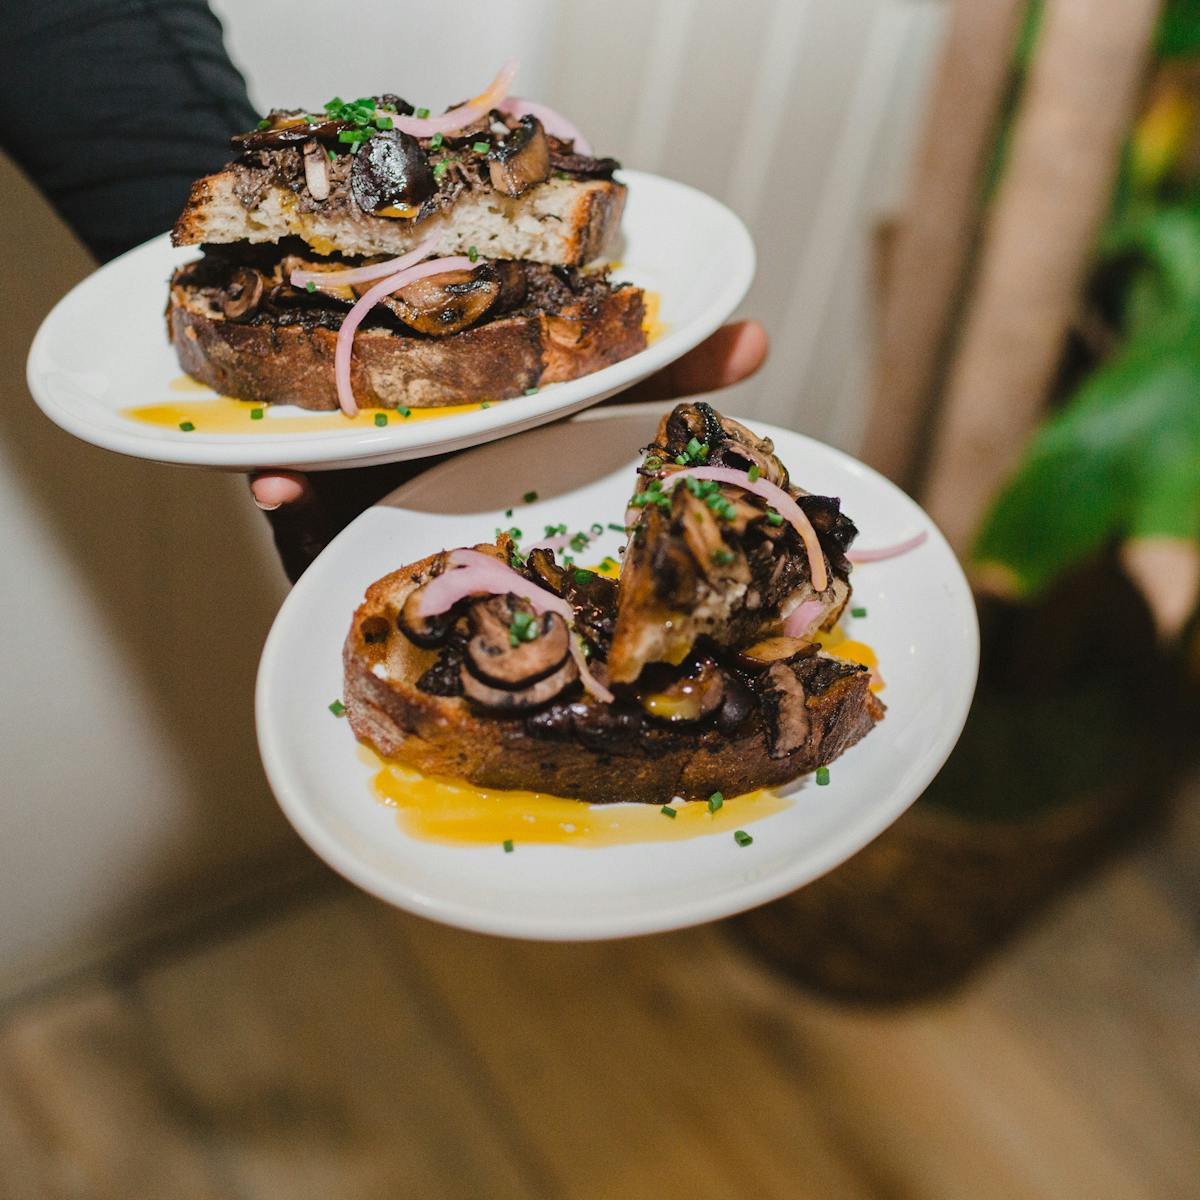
[172,172,627,267]
[343,552,884,805]
[167,280,646,410]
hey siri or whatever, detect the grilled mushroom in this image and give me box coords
[734,637,818,671]
[460,657,578,712]
[302,139,331,200]
[231,116,347,151]
[488,115,550,196]
[221,268,264,319]
[396,571,456,647]
[350,129,434,213]
[463,597,570,689]
[759,662,811,758]
[385,265,501,335]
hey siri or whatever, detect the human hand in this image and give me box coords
[249,320,768,582]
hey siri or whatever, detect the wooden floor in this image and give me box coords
[2,785,1198,1200]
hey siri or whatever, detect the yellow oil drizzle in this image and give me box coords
[642,290,668,343]
[362,746,788,848]
[815,625,884,692]
[127,387,490,433]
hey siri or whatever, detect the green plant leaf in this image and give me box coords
[974,312,1200,594]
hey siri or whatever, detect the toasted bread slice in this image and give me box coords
[343,550,884,805]
[173,171,626,266]
[168,270,646,410]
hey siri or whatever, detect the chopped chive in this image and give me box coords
[430,131,444,149]
[815,766,830,786]
[524,386,540,396]
[256,118,271,130]
[178,421,195,432]
[468,244,479,263]
[397,405,413,418]
[734,830,753,847]
[708,791,724,813]
[374,412,388,427]
[508,609,539,646]
[471,140,490,154]
[481,401,491,409]
[374,116,394,130]
[305,280,317,293]
[600,556,619,571]
[851,606,868,618]
[644,455,662,469]
[660,805,677,819]
[504,508,513,517]
[573,568,595,584]
[502,838,514,853]
[608,522,627,533]
[766,511,784,527]
[328,699,346,716]
[712,548,734,565]
[415,107,430,118]
[433,159,449,179]
[523,490,538,503]
[675,454,688,465]
[589,522,604,536]
[250,407,264,420]
[748,465,761,482]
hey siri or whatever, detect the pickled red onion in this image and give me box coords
[290,234,440,290]
[497,96,593,156]
[414,549,614,703]
[658,467,829,592]
[374,59,518,137]
[782,599,827,639]
[846,531,928,563]
[333,255,472,415]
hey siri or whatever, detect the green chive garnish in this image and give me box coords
[748,465,761,482]
[430,131,444,149]
[256,118,271,130]
[481,401,490,409]
[851,606,868,618]
[524,386,539,396]
[503,839,514,853]
[328,699,346,716]
[374,413,388,427]
[712,548,734,565]
[468,245,479,263]
[250,408,264,420]
[660,805,677,819]
[608,522,627,533]
[471,140,490,154]
[734,830,753,847]
[504,508,513,517]
[178,421,195,432]
[415,107,430,119]
[305,281,316,293]
[573,569,595,584]
[644,455,662,468]
[766,511,784,527]
[375,116,394,130]
[675,454,688,465]
[708,791,724,813]
[815,766,830,786]
[523,490,538,503]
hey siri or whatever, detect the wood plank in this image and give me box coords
[380,913,879,1200]
[0,985,226,1200]
[133,892,544,1200]
[861,0,1028,486]
[921,0,1163,553]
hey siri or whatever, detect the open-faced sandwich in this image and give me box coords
[168,61,645,415]
[343,403,884,804]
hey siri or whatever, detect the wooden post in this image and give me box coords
[861,0,1028,487]
[921,0,1163,557]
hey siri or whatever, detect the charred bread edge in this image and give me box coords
[167,281,646,411]
[343,550,885,805]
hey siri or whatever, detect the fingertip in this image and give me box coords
[250,471,311,510]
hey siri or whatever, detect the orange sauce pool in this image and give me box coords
[362,746,788,849]
[815,625,885,692]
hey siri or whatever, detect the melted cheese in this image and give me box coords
[363,746,788,848]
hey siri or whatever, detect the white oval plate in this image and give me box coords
[27,171,753,472]
[256,405,978,940]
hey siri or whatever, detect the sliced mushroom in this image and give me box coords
[548,148,621,178]
[384,265,500,335]
[714,414,790,488]
[396,571,456,647]
[350,129,434,214]
[679,490,748,584]
[302,139,331,200]
[231,116,347,151]
[463,597,570,689]
[734,637,818,672]
[637,656,725,723]
[760,662,811,759]
[221,268,264,320]
[493,260,528,310]
[488,115,551,196]
[460,655,578,712]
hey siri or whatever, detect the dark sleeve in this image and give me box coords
[0,0,257,263]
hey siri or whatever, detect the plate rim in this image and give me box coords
[27,170,756,472]
[254,404,980,940]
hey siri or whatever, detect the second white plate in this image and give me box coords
[255,405,979,940]
[27,171,754,471]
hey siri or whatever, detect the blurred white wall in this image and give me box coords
[1,0,944,996]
